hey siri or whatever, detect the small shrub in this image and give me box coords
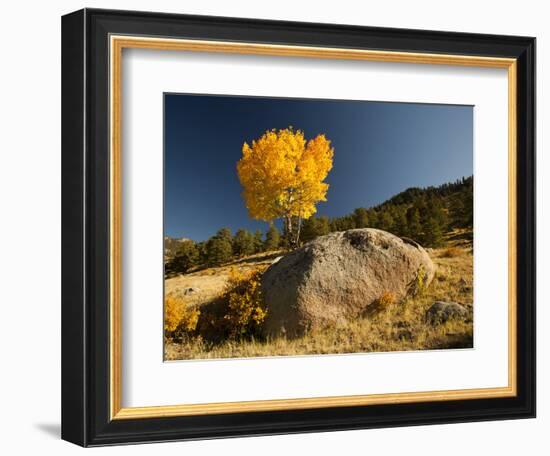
[164,295,200,337]
[378,290,396,308]
[223,267,268,338]
[408,264,427,296]
[179,305,201,333]
[165,296,183,332]
[440,246,461,258]
[367,290,397,316]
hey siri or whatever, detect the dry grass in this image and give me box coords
[439,246,462,258]
[165,250,283,306]
[164,232,473,361]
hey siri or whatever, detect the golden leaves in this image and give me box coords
[224,267,268,336]
[164,296,201,333]
[237,127,334,223]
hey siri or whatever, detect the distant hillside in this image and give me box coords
[301,176,473,247]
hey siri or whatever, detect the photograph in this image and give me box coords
[58,6,536,447]
[163,94,474,361]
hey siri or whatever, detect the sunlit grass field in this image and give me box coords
[164,230,473,361]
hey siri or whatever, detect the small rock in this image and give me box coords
[425,301,468,325]
[183,287,200,295]
[271,256,284,265]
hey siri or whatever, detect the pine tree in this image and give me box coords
[392,208,408,237]
[206,228,233,266]
[264,224,281,251]
[419,196,448,247]
[301,215,331,243]
[330,215,356,232]
[422,216,444,247]
[196,241,208,266]
[378,211,394,232]
[233,229,255,257]
[406,206,422,241]
[316,216,331,237]
[300,217,317,243]
[460,186,473,227]
[352,207,370,228]
[165,240,199,275]
[368,210,379,229]
[253,229,264,253]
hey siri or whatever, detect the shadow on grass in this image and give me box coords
[166,250,287,279]
[447,231,473,242]
[226,251,284,266]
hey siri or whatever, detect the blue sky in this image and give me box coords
[164,94,473,241]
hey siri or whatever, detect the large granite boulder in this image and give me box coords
[261,229,435,338]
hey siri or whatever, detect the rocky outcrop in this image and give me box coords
[261,229,435,338]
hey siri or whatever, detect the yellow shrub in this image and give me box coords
[179,305,201,333]
[410,264,427,296]
[223,267,268,338]
[164,295,200,335]
[165,296,183,332]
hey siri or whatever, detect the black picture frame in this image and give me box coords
[62,8,536,447]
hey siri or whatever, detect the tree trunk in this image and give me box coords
[284,215,293,249]
[295,216,302,247]
[286,216,292,237]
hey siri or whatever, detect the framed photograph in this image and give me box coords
[61,8,535,447]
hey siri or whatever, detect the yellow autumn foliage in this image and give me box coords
[164,295,200,334]
[223,267,268,338]
[237,127,334,224]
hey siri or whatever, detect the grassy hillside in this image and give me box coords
[164,229,473,361]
